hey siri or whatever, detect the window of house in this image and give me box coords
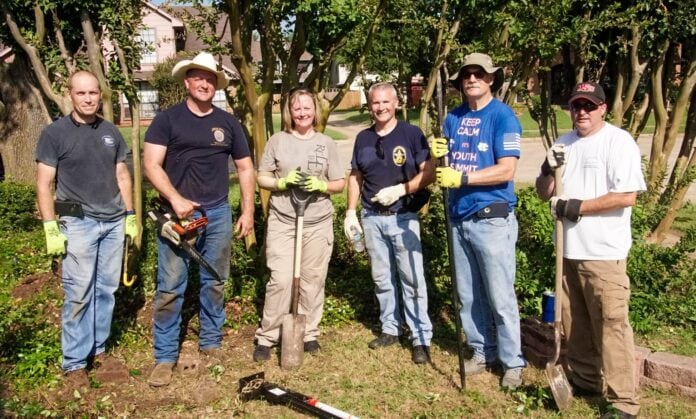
[213,90,227,110]
[122,83,159,120]
[139,28,157,66]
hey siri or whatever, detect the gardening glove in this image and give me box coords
[277,169,304,191]
[429,137,449,159]
[300,175,328,193]
[550,196,582,222]
[436,167,468,189]
[371,183,406,206]
[540,144,566,177]
[125,212,138,241]
[43,220,67,256]
[343,209,363,241]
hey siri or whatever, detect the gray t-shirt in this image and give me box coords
[35,116,128,221]
[260,131,344,225]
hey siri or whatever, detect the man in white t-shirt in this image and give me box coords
[536,82,645,419]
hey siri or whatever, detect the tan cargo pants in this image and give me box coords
[254,211,333,347]
[561,259,640,416]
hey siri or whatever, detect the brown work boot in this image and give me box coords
[61,368,90,396]
[148,362,175,387]
[93,354,129,384]
[200,347,223,367]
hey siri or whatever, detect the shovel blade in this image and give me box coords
[280,313,306,369]
[546,363,573,410]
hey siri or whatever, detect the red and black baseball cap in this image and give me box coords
[569,82,606,105]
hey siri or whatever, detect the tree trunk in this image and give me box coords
[0,54,51,184]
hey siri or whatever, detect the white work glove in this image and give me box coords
[541,144,566,177]
[343,209,363,240]
[370,184,406,207]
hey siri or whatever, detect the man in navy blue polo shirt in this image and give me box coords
[344,82,434,364]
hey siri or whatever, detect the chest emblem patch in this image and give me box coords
[212,128,225,145]
[392,146,406,166]
[102,135,116,147]
[477,142,489,152]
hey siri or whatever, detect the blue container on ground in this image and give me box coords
[542,291,555,323]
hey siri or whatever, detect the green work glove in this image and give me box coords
[436,167,468,189]
[125,213,138,241]
[43,220,67,256]
[277,169,304,191]
[300,176,328,193]
[429,137,449,159]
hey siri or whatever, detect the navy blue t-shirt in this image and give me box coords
[145,102,251,208]
[351,121,430,212]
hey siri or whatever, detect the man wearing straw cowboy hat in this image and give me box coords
[429,52,526,389]
[144,51,255,387]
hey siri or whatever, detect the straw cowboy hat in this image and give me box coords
[172,51,229,90]
[450,52,504,94]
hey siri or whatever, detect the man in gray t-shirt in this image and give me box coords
[35,70,136,390]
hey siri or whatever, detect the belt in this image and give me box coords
[365,209,402,216]
[475,202,510,219]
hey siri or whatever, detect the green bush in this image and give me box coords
[0,182,40,232]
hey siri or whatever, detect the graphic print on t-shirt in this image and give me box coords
[211,127,226,146]
[307,144,328,175]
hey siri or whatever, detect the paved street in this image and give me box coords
[326,113,695,202]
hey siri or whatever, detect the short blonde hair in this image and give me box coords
[282,88,320,133]
[367,82,398,102]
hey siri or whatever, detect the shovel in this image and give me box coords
[281,185,314,369]
[546,166,573,410]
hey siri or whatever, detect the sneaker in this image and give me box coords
[368,333,399,349]
[463,356,487,376]
[253,345,271,362]
[200,347,223,367]
[148,362,175,387]
[412,345,430,364]
[501,367,523,389]
[304,340,321,354]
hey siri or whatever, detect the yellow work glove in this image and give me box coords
[43,220,67,256]
[300,176,328,193]
[277,169,304,191]
[436,167,468,189]
[429,137,449,159]
[125,212,138,241]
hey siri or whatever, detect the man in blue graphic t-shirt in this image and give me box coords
[430,53,526,389]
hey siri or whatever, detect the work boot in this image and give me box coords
[411,345,430,364]
[501,367,523,389]
[304,340,321,354]
[148,362,175,387]
[253,345,271,362]
[93,354,129,384]
[463,355,487,376]
[63,368,90,392]
[368,333,399,349]
[599,408,637,419]
[200,347,223,367]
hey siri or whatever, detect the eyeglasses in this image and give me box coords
[462,69,487,80]
[570,101,600,113]
[375,137,385,159]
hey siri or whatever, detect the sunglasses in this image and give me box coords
[375,137,385,159]
[570,101,600,113]
[462,69,487,80]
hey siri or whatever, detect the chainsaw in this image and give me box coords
[148,198,223,282]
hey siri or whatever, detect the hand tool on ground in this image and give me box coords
[148,198,223,282]
[281,186,315,369]
[436,68,466,391]
[546,166,573,410]
[121,236,137,287]
[239,372,359,419]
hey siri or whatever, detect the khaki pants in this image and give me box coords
[255,211,333,346]
[561,259,640,416]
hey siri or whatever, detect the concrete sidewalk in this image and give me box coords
[327,114,695,202]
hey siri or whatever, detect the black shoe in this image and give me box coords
[368,333,399,349]
[599,409,637,419]
[304,340,321,354]
[412,345,430,364]
[253,345,271,362]
[570,381,601,397]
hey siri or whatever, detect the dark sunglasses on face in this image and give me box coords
[571,101,600,113]
[462,69,487,80]
[375,136,385,159]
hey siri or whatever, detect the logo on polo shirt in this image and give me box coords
[392,146,406,166]
[211,128,226,145]
[102,135,116,147]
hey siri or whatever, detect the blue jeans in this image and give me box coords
[60,215,124,372]
[362,210,432,346]
[153,202,231,363]
[449,212,525,370]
